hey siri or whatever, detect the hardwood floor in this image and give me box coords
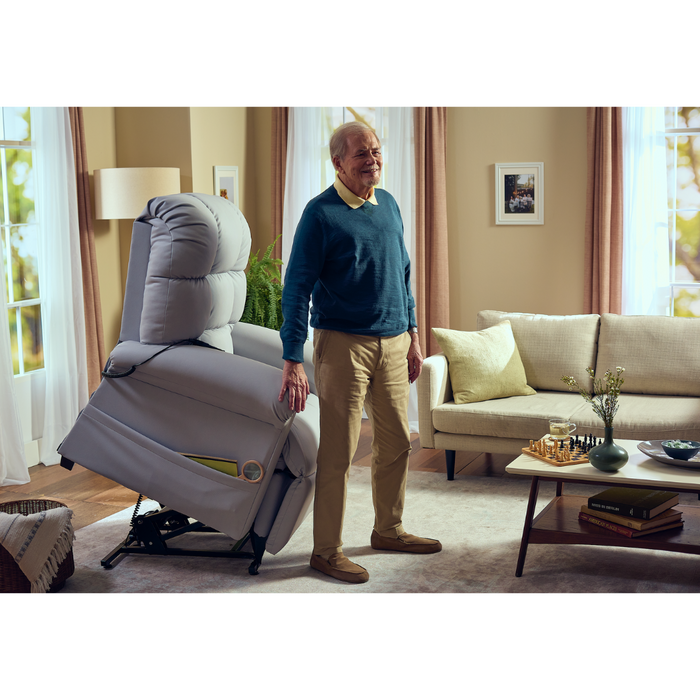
[0,420,517,530]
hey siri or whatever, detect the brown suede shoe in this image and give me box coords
[371,530,442,554]
[310,553,370,584]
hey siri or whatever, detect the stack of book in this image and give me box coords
[578,487,683,538]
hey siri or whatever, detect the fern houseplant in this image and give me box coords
[241,235,284,331]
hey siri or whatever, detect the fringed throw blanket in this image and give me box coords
[0,507,75,593]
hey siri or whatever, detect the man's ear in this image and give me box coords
[332,156,342,174]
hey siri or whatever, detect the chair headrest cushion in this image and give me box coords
[137,193,251,352]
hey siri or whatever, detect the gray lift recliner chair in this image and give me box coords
[58,193,318,574]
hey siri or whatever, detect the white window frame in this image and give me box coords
[1,109,46,467]
[666,108,700,316]
[1,108,44,378]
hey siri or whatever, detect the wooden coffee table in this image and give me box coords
[505,438,700,576]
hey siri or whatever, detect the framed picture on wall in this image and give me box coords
[495,162,544,225]
[213,166,240,207]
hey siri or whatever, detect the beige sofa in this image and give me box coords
[417,310,700,479]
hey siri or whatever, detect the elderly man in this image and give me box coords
[278,120,441,584]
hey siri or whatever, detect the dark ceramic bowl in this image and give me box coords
[661,440,700,461]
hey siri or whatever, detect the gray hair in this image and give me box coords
[329,121,380,162]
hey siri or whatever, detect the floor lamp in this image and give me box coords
[94,167,181,220]
[93,167,181,293]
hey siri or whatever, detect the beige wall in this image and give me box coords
[190,107,246,202]
[82,107,122,351]
[82,106,273,351]
[115,107,193,191]
[189,106,272,255]
[82,106,588,352]
[446,107,587,331]
[250,107,272,258]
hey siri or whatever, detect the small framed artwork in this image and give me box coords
[495,162,544,225]
[213,166,239,207]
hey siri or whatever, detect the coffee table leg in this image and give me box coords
[515,476,540,577]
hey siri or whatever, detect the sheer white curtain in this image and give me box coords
[281,107,419,430]
[621,107,671,315]
[0,263,29,485]
[281,108,336,270]
[33,107,89,466]
[384,108,418,431]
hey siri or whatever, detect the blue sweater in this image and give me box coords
[280,184,417,363]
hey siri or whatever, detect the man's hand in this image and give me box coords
[407,332,423,384]
[279,360,310,413]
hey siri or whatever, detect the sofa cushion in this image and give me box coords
[477,310,600,392]
[570,394,700,441]
[596,314,700,397]
[432,391,585,439]
[432,322,536,404]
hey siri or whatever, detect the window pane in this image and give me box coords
[327,107,344,131]
[1,226,8,304]
[5,148,35,224]
[673,287,700,318]
[674,211,700,282]
[1,107,31,141]
[677,107,700,130]
[8,307,19,374]
[0,152,5,221]
[21,304,43,372]
[666,135,677,209]
[665,107,678,130]
[347,106,377,130]
[673,136,700,211]
[10,225,40,301]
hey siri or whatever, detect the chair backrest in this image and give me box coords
[119,193,251,353]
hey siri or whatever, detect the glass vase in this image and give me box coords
[588,427,628,472]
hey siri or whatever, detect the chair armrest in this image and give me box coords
[231,322,316,394]
[416,353,452,449]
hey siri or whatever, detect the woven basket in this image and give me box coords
[0,499,75,593]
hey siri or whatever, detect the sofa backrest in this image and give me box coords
[477,310,600,392]
[596,314,700,396]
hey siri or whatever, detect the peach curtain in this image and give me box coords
[271,107,289,261]
[414,107,450,356]
[69,107,106,393]
[584,107,624,314]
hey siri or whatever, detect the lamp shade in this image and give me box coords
[94,167,181,219]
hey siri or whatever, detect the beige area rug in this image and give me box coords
[62,466,700,594]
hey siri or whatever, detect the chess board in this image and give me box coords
[521,435,592,467]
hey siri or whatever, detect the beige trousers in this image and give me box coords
[312,329,412,558]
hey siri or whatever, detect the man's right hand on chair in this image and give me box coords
[279,360,310,413]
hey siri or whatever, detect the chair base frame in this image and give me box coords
[100,503,267,575]
[61,457,269,575]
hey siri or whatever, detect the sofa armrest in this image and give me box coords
[231,322,316,394]
[416,353,452,449]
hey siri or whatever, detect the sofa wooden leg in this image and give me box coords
[446,450,456,481]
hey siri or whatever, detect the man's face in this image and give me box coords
[333,130,382,197]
